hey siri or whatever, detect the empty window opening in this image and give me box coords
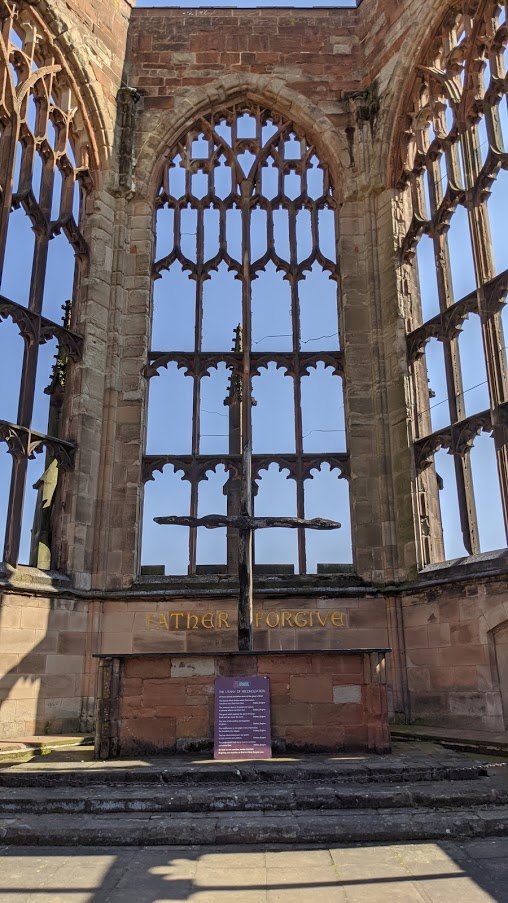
[254,465,298,571]
[447,205,477,300]
[434,448,468,562]
[32,337,59,436]
[151,265,195,351]
[305,465,352,572]
[43,234,75,324]
[301,365,346,453]
[141,466,190,576]
[199,364,230,455]
[470,433,506,552]
[252,365,295,454]
[0,5,89,568]
[0,317,24,424]
[458,316,490,417]
[488,168,508,274]
[295,209,313,263]
[0,446,12,555]
[146,363,193,455]
[251,263,292,351]
[197,466,227,568]
[422,339,449,434]
[19,453,48,566]
[1,208,35,307]
[202,263,242,351]
[203,208,220,261]
[155,205,175,261]
[143,103,350,577]
[415,234,440,323]
[399,2,508,566]
[299,264,340,349]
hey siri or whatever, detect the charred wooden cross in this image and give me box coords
[155,326,341,651]
[155,501,341,651]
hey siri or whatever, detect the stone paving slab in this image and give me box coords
[0,838,506,902]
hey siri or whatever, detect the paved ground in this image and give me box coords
[0,838,507,903]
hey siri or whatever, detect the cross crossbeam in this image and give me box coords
[154,511,341,650]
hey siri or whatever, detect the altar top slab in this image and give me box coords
[93,647,391,658]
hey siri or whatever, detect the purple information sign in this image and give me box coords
[213,675,272,760]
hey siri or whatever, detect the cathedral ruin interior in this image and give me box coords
[0,0,507,747]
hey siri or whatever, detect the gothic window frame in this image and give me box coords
[142,101,351,578]
[396,0,508,566]
[0,0,91,568]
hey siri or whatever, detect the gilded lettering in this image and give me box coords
[331,611,345,627]
[281,611,294,628]
[217,611,230,629]
[255,611,262,628]
[158,613,169,630]
[201,613,214,629]
[266,612,280,628]
[294,611,308,628]
[316,611,330,628]
[170,612,184,629]
[145,613,155,630]
[187,613,199,629]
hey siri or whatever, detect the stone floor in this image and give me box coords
[0,838,507,903]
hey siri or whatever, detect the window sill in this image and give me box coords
[418,548,508,584]
[133,570,366,595]
[0,564,71,593]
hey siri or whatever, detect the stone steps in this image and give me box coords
[0,757,490,787]
[0,777,506,815]
[1,806,507,846]
[1,753,505,845]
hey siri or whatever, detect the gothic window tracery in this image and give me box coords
[0,1,89,568]
[397,0,508,565]
[142,102,352,577]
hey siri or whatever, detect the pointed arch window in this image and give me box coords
[0,3,90,568]
[397,1,508,565]
[142,102,352,577]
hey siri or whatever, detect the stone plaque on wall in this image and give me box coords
[214,676,272,760]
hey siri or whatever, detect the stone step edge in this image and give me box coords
[391,728,508,756]
[0,781,506,815]
[0,762,489,787]
[0,806,507,846]
[0,736,93,764]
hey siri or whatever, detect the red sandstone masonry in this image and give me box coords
[107,652,390,756]
[128,7,363,110]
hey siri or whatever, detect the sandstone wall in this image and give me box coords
[99,594,389,656]
[402,574,508,731]
[0,589,91,738]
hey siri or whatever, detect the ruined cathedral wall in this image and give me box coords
[33,0,133,158]
[401,573,508,732]
[0,0,134,738]
[0,589,91,738]
[109,0,436,590]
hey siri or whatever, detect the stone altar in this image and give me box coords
[94,648,391,758]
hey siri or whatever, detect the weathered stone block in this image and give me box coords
[333,684,362,704]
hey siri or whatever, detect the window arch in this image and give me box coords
[397,0,508,565]
[142,102,351,577]
[0,3,90,568]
